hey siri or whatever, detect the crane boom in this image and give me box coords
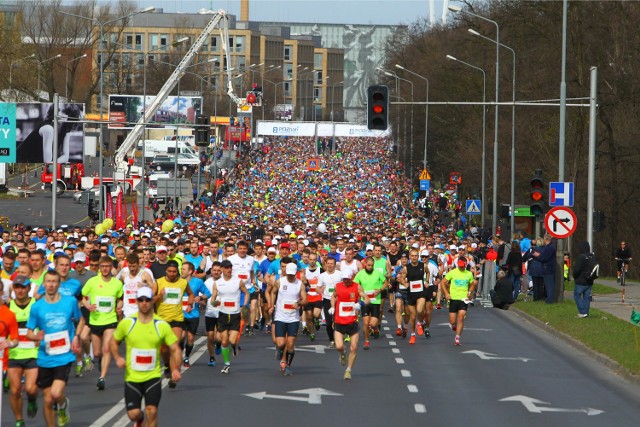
[115,10,241,171]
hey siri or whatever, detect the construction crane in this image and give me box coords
[114,10,243,173]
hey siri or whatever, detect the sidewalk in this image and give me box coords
[577,278,640,323]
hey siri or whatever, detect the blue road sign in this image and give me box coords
[420,180,430,191]
[549,182,574,207]
[466,199,481,215]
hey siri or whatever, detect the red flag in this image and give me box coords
[106,191,113,219]
[132,202,138,226]
[115,191,124,229]
[123,198,128,226]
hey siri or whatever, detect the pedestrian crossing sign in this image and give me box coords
[419,169,431,180]
[466,199,481,215]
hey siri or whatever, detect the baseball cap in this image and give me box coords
[136,287,153,299]
[450,245,458,251]
[267,246,277,253]
[411,243,420,249]
[73,252,87,264]
[420,250,429,257]
[280,242,291,250]
[285,263,298,275]
[366,244,374,251]
[156,245,168,253]
[341,270,352,280]
[12,275,31,287]
[457,258,468,268]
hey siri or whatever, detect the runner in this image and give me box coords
[318,257,341,348]
[227,241,256,335]
[404,249,428,344]
[268,262,307,375]
[181,261,211,367]
[26,270,84,427]
[330,270,369,380]
[81,255,124,390]
[8,275,39,427]
[353,257,388,350]
[440,257,477,346]
[203,261,223,366]
[393,253,409,337]
[209,259,250,374]
[153,260,193,387]
[110,287,182,427]
[300,252,323,342]
[117,252,156,319]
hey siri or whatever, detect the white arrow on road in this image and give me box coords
[499,395,604,415]
[437,323,493,331]
[463,350,531,362]
[244,388,343,405]
[267,345,327,354]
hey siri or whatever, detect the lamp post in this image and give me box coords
[65,54,87,101]
[9,54,35,93]
[394,64,429,179]
[296,67,310,120]
[37,54,61,101]
[261,65,281,120]
[330,80,344,122]
[468,28,516,237]
[449,5,499,235]
[446,54,486,226]
[59,5,155,222]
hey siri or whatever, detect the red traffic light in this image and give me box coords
[372,105,384,114]
[247,93,257,104]
[531,190,543,202]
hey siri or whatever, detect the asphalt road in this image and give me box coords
[2,306,639,426]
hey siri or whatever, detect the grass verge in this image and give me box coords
[563,280,621,295]
[515,299,640,375]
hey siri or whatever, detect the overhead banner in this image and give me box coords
[108,95,202,129]
[15,102,85,164]
[256,121,316,137]
[333,123,390,138]
[316,122,334,137]
[0,103,16,163]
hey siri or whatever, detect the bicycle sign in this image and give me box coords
[544,207,577,239]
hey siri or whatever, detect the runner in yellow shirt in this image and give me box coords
[440,258,477,346]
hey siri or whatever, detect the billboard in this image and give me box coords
[108,95,202,129]
[0,103,16,163]
[273,104,293,121]
[15,103,85,164]
[256,121,316,137]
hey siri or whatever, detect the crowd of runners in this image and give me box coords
[0,135,483,427]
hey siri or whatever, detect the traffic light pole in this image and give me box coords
[586,66,598,248]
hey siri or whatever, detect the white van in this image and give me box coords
[138,139,198,160]
[146,173,172,203]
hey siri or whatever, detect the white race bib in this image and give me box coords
[95,296,115,313]
[44,330,71,355]
[338,301,355,317]
[282,300,297,313]
[125,289,137,306]
[409,280,424,293]
[221,298,237,311]
[366,291,376,298]
[131,348,157,372]
[17,328,36,349]
[163,287,181,305]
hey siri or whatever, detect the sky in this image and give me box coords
[131,0,449,26]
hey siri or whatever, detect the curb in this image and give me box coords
[509,305,640,387]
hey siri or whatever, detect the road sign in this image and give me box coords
[466,199,481,215]
[549,181,574,207]
[419,169,431,180]
[544,206,577,238]
[499,395,603,416]
[419,180,430,191]
[244,388,343,405]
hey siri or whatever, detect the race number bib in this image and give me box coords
[282,300,297,313]
[163,288,181,305]
[17,328,36,349]
[95,296,115,313]
[409,280,424,293]
[44,331,71,355]
[338,302,355,317]
[221,298,237,310]
[131,348,156,372]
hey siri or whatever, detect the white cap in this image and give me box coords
[267,246,277,253]
[136,287,153,299]
[366,244,374,251]
[285,263,298,275]
[411,243,420,249]
[302,239,309,246]
[156,245,168,252]
[73,252,87,263]
[341,270,352,280]
[420,250,429,257]
[471,243,478,249]
[449,245,457,251]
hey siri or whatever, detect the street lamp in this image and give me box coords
[394,64,429,179]
[468,27,517,237]
[36,54,62,100]
[261,65,281,120]
[9,54,35,93]
[65,54,88,101]
[59,5,155,222]
[330,80,343,122]
[446,54,486,226]
[449,4,500,235]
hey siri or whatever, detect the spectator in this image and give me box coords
[491,270,515,309]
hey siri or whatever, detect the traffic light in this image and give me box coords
[367,85,389,130]
[530,169,545,217]
[246,86,262,106]
[593,210,606,232]
[195,116,210,147]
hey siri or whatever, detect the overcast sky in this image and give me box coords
[133,0,449,26]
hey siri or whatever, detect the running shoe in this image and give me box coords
[284,366,292,376]
[343,369,352,380]
[309,333,315,342]
[302,326,310,336]
[344,335,351,343]
[401,327,407,338]
[280,361,287,372]
[265,324,271,333]
[363,341,370,350]
[163,367,171,379]
[221,365,230,374]
[74,364,83,377]
[451,323,457,332]
[409,335,416,345]
[436,303,442,310]
[96,378,105,391]
[214,342,222,355]
[83,356,94,372]
[454,336,461,346]
[396,327,402,336]
[416,323,424,336]
[372,327,380,339]
[168,380,177,389]
[208,357,216,367]
[27,398,38,418]
[57,398,70,427]
[183,358,190,368]
[340,351,347,366]
[388,307,394,314]
[15,420,25,427]
[424,329,431,338]
[314,318,321,331]
[328,341,336,349]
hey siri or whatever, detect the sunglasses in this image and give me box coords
[137,297,153,302]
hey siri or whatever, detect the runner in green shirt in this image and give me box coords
[111,287,181,427]
[354,257,388,350]
[441,258,477,346]
[81,256,124,391]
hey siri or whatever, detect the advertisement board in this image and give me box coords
[256,121,316,136]
[15,102,85,164]
[0,103,16,163]
[333,123,390,138]
[108,95,202,129]
[316,122,335,137]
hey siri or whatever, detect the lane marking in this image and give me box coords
[391,348,400,354]
[385,334,393,339]
[395,357,405,364]
[383,326,390,331]
[381,319,388,324]
[95,336,207,427]
[407,385,418,393]
[388,340,396,346]
[414,403,427,413]
[401,369,411,377]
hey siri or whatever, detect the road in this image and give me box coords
[2,306,638,426]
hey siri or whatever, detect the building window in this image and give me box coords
[211,36,218,52]
[284,46,291,61]
[160,34,168,47]
[314,53,322,69]
[135,34,142,50]
[149,34,159,50]
[315,71,323,85]
[284,81,291,96]
[284,63,293,79]
[235,36,245,53]
[125,33,133,49]
[314,87,322,102]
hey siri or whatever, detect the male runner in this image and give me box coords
[181,262,211,367]
[301,252,323,341]
[440,257,477,346]
[353,257,387,349]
